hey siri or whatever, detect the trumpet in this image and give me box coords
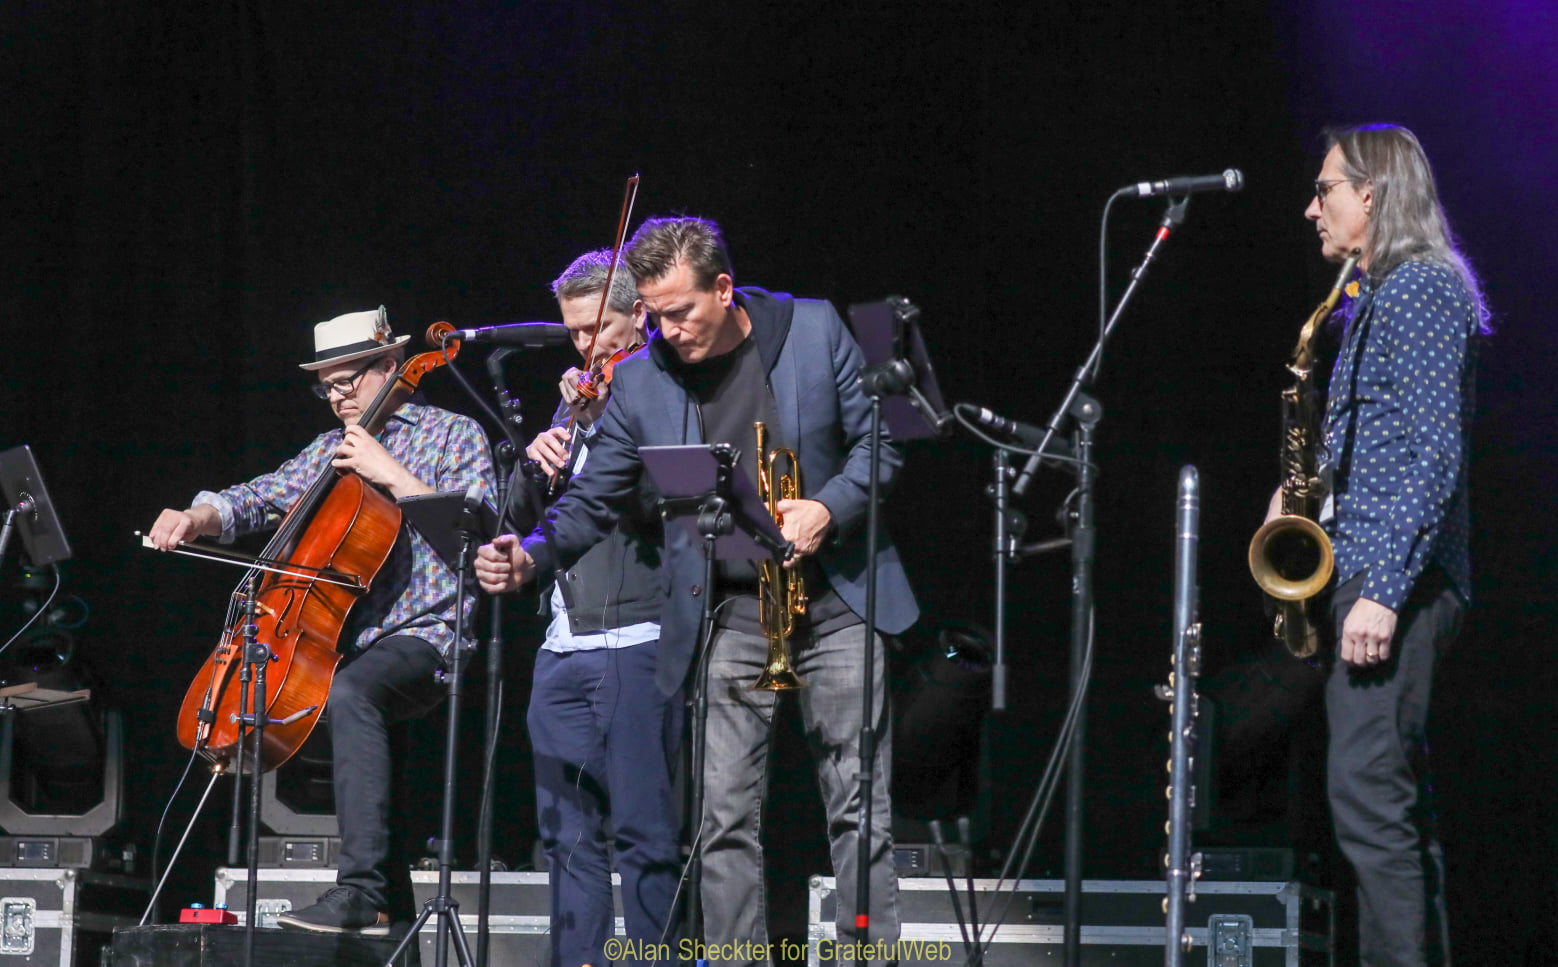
[1248,249,1361,657]
[753,421,808,691]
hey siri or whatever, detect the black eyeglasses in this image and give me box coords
[1314,178,1349,201]
[311,358,380,400]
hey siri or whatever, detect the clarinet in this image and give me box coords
[1163,465,1203,966]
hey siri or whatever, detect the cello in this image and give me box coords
[175,322,463,773]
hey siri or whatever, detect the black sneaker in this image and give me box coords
[275,886,390,935]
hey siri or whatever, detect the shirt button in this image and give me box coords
[690,584,703,597]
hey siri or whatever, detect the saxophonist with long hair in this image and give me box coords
[1265,125,1486,967]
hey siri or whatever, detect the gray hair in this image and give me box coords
[623,216,734,290]
[550,248,638,315]
[1327,124,1488,329]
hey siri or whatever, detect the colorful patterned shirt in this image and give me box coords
[193,401,494,659]
[1322,261,1479,612]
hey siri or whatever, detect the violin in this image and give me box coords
[575,340,643,402]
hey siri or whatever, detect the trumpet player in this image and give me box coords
[1272,124,1486,967]
[477,216,919,966]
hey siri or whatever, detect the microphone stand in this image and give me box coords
[1001,195,1192,967]
[1011,195,1189,499]
[853,362,907,944]
[854,296,950,945]
[1059,392,1098,967]
[475,347,522,967]
[475,437,516,967]
[224,566,267,967]
[437,340,556,967]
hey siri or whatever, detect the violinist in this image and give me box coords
[518,249,678,967]
[146,308,494,939]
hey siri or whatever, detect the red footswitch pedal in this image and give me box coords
[179,905,238,925]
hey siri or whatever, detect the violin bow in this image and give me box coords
[577,173,641,400]
[549,175,641,496]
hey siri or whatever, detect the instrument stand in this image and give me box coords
[643,443,790,954]
[853,296,952,945]
[386,497,489,967]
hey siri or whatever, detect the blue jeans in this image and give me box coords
[529,642,682,967]
[1327,572,1461,967]
[699,624,898,967]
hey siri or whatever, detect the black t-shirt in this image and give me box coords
[673,334,858,637]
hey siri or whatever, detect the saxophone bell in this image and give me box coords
[1248,249,1360,658]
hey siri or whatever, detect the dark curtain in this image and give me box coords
[2,0,1552,959]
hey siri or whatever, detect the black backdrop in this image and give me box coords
[2,0,1554,961]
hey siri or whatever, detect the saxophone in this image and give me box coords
[752,421,808,690]
[1247,249,1361,658]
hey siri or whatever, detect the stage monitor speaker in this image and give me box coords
[0,707,121,836]
[259,727,337,837]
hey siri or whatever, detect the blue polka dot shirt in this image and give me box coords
[1323,260,1479,612]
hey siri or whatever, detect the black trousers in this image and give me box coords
[329,634,446,917]
[1326,571,1462,967]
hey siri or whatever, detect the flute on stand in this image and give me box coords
[1162,466,1203,965]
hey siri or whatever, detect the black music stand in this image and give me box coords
[0,446,88,723]
[0,444,88,721]
[0,445,72,572]
[847,297,951,945]
[398,490,500,573]
[639,443,789,948]
[385,488,494,967]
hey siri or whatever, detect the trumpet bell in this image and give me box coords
[751,660,807,691]
[1248,514,1335,602]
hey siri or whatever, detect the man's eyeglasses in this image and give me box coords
[311,358,380,400]
[1314,179,1350,202]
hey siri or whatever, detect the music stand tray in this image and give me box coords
[640,445,786,562]
[0,682,91,713]
[848,298,951,441]
[397,491,499,572]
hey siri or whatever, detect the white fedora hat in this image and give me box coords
[299,306,410,371]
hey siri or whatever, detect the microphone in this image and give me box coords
[968,407,1049,448]
[454,322,573,347]
[1127,168,1244,198]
